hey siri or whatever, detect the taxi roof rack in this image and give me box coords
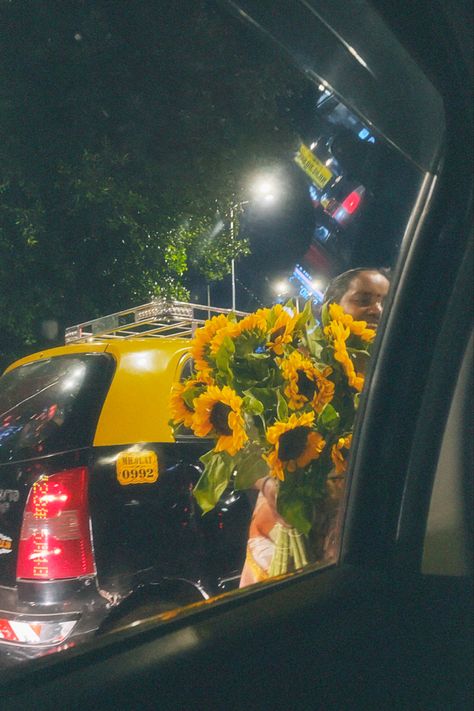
[64,299,248,344]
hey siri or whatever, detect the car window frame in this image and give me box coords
[0,0,472,696]
[421,328,473,577]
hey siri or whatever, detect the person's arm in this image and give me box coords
[253,475,289,526]
[254,475,277,505]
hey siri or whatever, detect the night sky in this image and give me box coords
[0,0,421,362]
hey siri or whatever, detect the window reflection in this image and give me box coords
[0,0,425,668]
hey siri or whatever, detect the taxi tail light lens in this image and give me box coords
[332,185,366,226]
[17,467,95,581]
[341,188,363,214]
[0,617,78,645]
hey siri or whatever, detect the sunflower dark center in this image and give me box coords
[270,325,286,342]
[296,370,318,399]
[278,426,310,461]
[210,402,233,435]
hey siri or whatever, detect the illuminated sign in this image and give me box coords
[31,478,49,578]
[294,143,333,189]
[290,265,324,304]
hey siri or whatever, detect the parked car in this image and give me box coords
[0,301,251,663]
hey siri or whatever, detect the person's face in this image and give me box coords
[338,271,390,328]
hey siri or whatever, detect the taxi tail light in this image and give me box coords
[16,467,95,581]
[332,185,366,226]
[341,188,363,214]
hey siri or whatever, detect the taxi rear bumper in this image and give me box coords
[0,581,108,664]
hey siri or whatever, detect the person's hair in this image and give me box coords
[323,267,391,305]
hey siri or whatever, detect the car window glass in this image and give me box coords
[0,0,438,669]
[179,358,194,383]
[0,355,114,463]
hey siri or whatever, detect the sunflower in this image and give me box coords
[324,318,350,343]
[330,434,353,474]
[266,304,299,355]
[191,313,230,374]
[236,311,269,336]
[280,350,335,412]
[209,320,239,356]
[210,311,269,357]
[264,411,326,480]
[170,382,195,428]
[324,321,365,392]
[329,302,375,342]
[169,376,212,428]
[192,385,247,456]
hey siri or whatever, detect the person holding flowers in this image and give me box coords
[169,267,390,587]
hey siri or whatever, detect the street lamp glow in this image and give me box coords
[249,174,280,204]
[261,192,276,205]
[253,179,273,196]
[273,279,290,295]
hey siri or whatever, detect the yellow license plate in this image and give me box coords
[116,450,159,485]
[294,143,333,189]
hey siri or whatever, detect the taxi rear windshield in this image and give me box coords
[0,354,114,464]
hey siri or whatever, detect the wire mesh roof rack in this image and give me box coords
[64,299,249,344]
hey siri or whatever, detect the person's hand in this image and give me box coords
[255,476,291,527]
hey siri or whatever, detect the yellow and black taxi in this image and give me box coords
[0,300,251,663]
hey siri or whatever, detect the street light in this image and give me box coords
[271,278,300,312]
[229,174,280,311]
[273,279,291,298]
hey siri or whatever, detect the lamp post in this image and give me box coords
[230,201,248,312]
[229,175,279,311]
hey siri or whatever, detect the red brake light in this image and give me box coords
[340,189,362,214]
[17,467,95,581]
[331,185,366,227]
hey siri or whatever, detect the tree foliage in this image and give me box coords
[0,0,306,367]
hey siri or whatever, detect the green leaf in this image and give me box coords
[276,389,288,421]
[215,335,235,381]
[304,323,324,359]
[244,352,271,360]
[242,390,264,415]
[234,332,266,357]
[317,402,340,431]
[238,353,273,383]
[193,450,234,514]
[233,444,269,489]
[294,298,313,331]
[181,382,207,409]
[277,487,313,535]
[321,301,330,327]
[247,387,278,411]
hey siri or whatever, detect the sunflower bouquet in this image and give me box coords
[169,299,375,557]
